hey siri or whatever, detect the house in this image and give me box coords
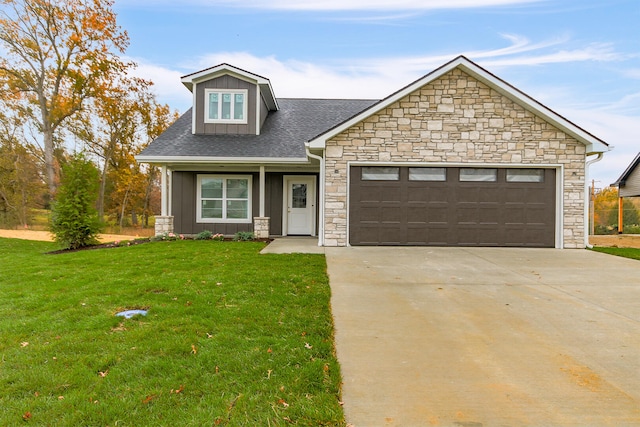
[136,56,610,248]
[611,152,640,232]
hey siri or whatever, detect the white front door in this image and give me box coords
[284,176,316,236]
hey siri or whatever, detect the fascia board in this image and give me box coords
[307,56,610,154]
[135,155,309,165]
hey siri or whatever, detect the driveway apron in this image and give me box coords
[325,247,640,426]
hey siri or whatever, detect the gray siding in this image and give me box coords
[195,75,257,135]
[171,171,320,236]
[259,94,269,130]
[620,167,640,197]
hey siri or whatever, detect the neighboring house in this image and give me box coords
[611,152,640,232]
[137,56,610,248]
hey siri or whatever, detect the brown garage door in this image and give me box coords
[349,166,556,247]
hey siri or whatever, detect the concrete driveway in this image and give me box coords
[325,247,640,426]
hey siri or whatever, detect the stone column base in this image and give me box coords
[154,216,174,236]
[253,217,270,239]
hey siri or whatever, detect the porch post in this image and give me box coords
[259,166,265,217]
[161,165,168,216]
[254,166,270,239]
[155,165,174,236]
[618,196,624,234]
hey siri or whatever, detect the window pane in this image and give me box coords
[221,93,231,119]
[226,179,248,199]
[208,93,219,120]
[202,200,222,218]
[460,168,497,182]
[292,184,307,208]
[507,169,545,183]
[201,178,223,198]
[234,94,244,120]
[361,167,400,181]
[226,200,248,219]
[409,167,446,181]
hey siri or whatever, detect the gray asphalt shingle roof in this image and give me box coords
[138,98,378,160]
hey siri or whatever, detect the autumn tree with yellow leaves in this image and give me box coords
[0,0,131,197]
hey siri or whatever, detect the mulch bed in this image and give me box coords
[46,237,273,254]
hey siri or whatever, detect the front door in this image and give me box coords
[284,176,316,236]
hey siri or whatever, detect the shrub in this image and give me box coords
[233,231,255,241]
[50,153,103,249]
[195,230,213,240]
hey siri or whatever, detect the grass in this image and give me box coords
[0,238,344,426]
[590,246,640,260]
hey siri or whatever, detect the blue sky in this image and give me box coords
[114,0,639,187]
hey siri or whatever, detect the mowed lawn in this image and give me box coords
[0,238,344,426]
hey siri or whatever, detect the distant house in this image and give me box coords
[137,56,610,248]
[611,152,640,232]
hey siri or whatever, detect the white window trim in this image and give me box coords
[197,174,253,223]
[204,89,249,124]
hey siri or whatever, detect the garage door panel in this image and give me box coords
[408,186,448,203]
[349,166,556,247]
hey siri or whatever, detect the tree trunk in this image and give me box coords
[43,125,56,197]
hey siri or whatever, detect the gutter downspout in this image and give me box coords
[305,145,325,247]
[585,153,604,248]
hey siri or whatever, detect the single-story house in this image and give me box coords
[611,152,640,232]
[137,55,610,248]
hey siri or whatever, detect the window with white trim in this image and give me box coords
[204,89,248,124]
[197,175,252,223]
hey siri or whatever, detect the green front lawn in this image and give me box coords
[0,238,344,426]
[590,246,640,260]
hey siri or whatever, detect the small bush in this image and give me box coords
[150,232,184,242]
[233,231,255,241]
[195,230,213,240]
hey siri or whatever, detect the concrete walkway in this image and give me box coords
[326,247,640,426]
[260,237,324,254]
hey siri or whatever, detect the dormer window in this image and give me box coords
[204,89,248,124]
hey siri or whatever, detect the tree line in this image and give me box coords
[0,0,178,230]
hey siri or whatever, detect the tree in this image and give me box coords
[0,107,45,227]
[73,78,178,226]
[50,152,102,249]
[0,0,130,197]
[593,186,640,233]
[72,77,150,218]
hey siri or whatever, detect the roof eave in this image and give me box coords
[180,64,279,110]
[135,155,309,165]
[612,152,640,186]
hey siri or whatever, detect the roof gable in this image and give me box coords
[613,152,640,187]
[181,63,278,111]
[307,55,609,154]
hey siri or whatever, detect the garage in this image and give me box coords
[349,166,556,247]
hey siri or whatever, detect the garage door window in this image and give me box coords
[409,167,446,181]
[507,169,545,183]
[460,168,497,182]
[362,167,400,181]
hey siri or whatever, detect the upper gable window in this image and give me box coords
[204,89,248,124]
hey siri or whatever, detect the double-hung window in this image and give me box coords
[197,175,252,223]
[204,89,248,124]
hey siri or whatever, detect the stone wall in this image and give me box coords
[324,68,587,248]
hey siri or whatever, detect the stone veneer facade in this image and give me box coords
[323,69,587,248]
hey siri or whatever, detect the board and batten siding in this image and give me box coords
[194,75,258,135]
[619,167,640,197]
[170,171,286,236]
